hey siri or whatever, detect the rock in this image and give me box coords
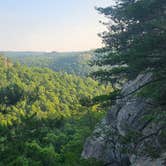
[81,136,105,159]
[117,97,151,136]
[130,153,166,166]
[121,73,152,96]
[82,73,165,166]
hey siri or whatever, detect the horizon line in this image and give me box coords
[0,48,101,53]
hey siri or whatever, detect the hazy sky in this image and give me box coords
[0,0,114,52]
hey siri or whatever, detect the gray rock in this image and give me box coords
[121,73,152,96]
[82,73,165,166]
[130,153,166,166]
[117,97,151,136]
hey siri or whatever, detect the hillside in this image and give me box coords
[0,56,109,165]
[2,51,92,76]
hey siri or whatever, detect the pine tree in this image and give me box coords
[91,0,166,158]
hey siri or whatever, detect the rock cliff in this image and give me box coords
[82,73,165,166]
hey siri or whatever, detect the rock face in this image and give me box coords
[130,153,166,166]
[82,73,165,166]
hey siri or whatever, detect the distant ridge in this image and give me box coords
[2,50,93,76]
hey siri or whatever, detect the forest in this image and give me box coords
[0,56,110,165]
[2,51,92,76]
[0,0,166,165]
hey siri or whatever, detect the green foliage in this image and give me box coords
[0,56,106,165]
[93,0,166,84]
[3,51,93,76]
[0,83,24,105]
[91,0,166,158]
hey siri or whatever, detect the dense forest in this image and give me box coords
[2,51,92,76]
[1,0,166,165]
[0,56,110,165]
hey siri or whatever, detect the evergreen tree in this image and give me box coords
[91,0,166,158]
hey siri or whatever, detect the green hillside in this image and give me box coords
[0,56,108,165]
[2,51,92,76]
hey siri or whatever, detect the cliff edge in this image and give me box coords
[82,73,165,166]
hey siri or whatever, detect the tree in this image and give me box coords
[0,55,106,165]
[91,0,166,158]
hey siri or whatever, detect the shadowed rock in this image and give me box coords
[82,73,165,166]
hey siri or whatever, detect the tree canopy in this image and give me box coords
[3,51,92,76]
[0,56,107,165]
[91,0,166,158]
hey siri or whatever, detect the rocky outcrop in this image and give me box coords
[82,73,165,165]
[130,153,166,166]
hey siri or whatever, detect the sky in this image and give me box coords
[0,0,115,52]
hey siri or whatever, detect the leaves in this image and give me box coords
[0,55,106,165]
